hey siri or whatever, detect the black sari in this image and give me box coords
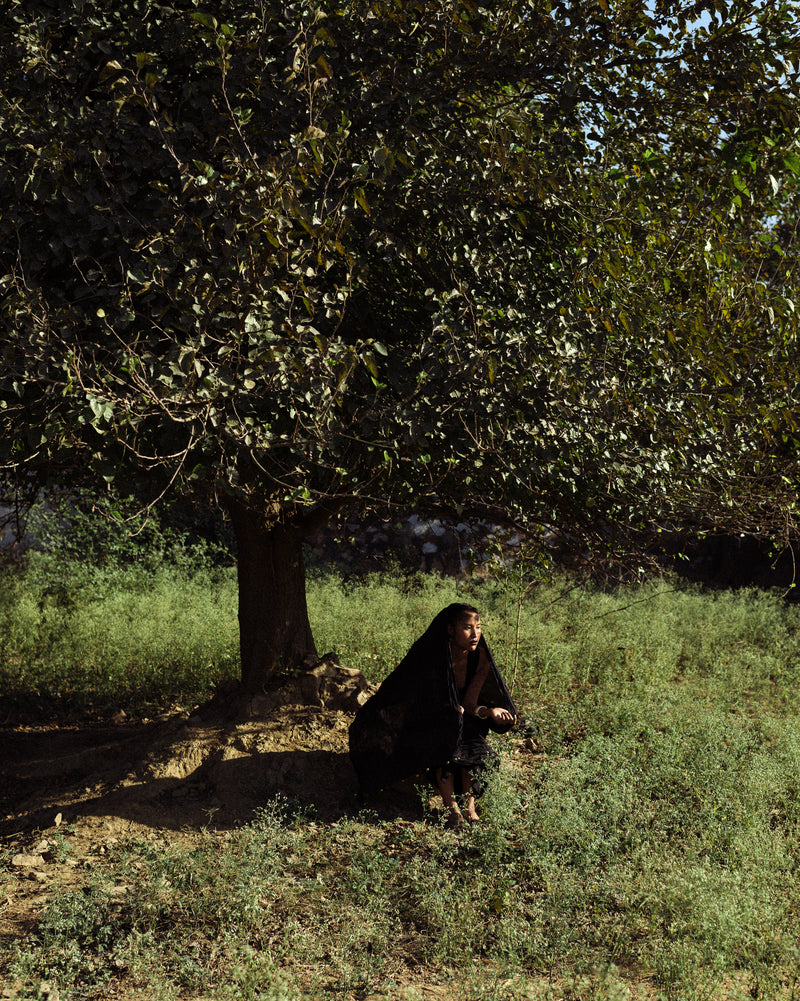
[348,605,516,797]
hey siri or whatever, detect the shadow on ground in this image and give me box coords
[1,699,431,840]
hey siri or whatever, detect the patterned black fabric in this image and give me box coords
[438,649,498,797]
[348,604,516,796]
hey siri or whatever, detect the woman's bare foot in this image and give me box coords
[445,808,466,830]
[463,795,480,823]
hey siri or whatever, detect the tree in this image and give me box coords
[2,0,800,690]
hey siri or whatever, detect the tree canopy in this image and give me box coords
[2,0,800,683]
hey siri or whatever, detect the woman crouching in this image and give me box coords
[349,602,517,828]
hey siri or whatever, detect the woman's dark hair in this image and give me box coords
[444,603,480,627]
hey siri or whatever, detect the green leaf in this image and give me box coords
[732,173,750,197]
[783,152,800,175]
[354,188,370,214]
[190,12,218,29]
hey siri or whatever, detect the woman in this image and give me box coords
[348,603,516,827]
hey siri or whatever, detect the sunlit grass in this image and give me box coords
[0,556,240,713]
[4,550,800,717]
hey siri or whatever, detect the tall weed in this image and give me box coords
[0,557,239,714]
[307,569,484,681]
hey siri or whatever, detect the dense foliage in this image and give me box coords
[2,0,800,679]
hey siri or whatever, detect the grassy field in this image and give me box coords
[3,551,800,999]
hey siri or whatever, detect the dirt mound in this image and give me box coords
[1,660,385,840]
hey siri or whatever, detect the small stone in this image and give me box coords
[12,853,45,869]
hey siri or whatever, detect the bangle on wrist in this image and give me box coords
[475,705,488,719]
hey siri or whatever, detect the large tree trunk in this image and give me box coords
[227,498,318,693]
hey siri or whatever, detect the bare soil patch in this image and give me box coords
[0,667,433,965]
[3,702,359,840]
[2,658,382,836]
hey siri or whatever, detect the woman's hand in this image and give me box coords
[474,705,516,724]
[488,707,516,725]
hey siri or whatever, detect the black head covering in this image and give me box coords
[348,604,516,796]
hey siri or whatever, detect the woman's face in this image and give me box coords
[449,612,482,653]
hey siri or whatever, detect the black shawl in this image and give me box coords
[348,604,517,796]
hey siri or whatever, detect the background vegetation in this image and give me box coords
[3,0,800,683]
